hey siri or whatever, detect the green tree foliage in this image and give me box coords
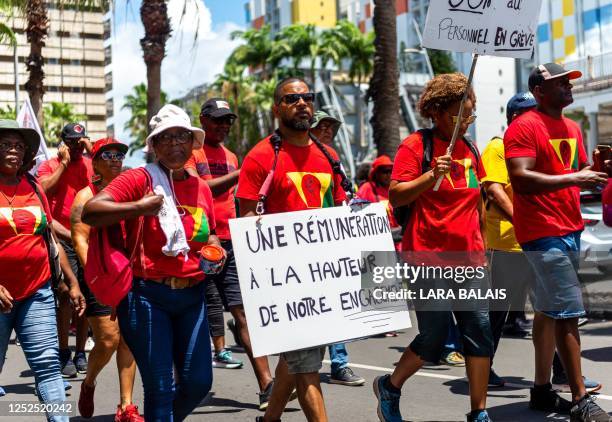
[42,102,85,146]
[0,105,16,119]
[429,49,457,75]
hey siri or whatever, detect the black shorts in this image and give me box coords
[59,239,112,317]
[209,240,243,310]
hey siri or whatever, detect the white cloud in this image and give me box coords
[109,0,243,166]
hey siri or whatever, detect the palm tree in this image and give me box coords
[0,3,17,47]
[274,24,317,75]
[140,0,171,126]
[231,24,279,80]
[369,0,401,159]
[23,0,49,124]
[123,82,171,154]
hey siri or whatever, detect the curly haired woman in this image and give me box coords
[372,73,495,422]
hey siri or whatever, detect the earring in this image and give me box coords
[91,173,102,184]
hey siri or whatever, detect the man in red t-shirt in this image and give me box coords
[505,63,609,421]
[185,98,277,408]
[37,123,93,379]
[238,78,346,422]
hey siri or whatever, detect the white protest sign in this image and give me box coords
[422,0,543,59]
[229,203,411,357]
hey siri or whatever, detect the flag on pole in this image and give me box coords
[16,96,49,174]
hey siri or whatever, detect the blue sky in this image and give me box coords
[110,0,246,166]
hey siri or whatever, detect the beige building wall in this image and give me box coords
[0,5,110,142]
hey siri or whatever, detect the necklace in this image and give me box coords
[0,183,20,212]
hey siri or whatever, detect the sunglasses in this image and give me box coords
[100,151,125,161]
[451,114,477,125]
[155,131,193,145]
[211,116,235,126]
[279,93,315,105]
[0,141,26,153]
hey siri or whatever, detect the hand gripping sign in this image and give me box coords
[421,0,543,190]
[229,203,410,357]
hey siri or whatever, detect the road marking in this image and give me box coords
[323,360,612,402]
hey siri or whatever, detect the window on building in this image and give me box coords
[499,87,503,95]
[498,69,503,76]
[70,59,81,66]
[47,58,59,65]
[71,87,81,93]
[103,19,111,40]
[104,46,112,66]
[104,72,113,92]
[106,99,114,119]
[500,106,504,114]
[48,86,59,92]
[107,124,115,137]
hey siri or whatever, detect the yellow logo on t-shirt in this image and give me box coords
[444,158,479,189]
[0,206,47,235]
[286,172,334,208]
[549,138,578,170]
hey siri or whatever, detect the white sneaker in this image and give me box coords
[84,337,95,352]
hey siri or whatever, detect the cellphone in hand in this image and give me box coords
[596,145,612,176]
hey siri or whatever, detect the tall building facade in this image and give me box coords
[533,0,612,149]
[245,0,338,32]
[0,4,111,141]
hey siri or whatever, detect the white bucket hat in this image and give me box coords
[144,104,205,152]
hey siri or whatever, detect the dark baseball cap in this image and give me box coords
[200,98,237,119]
[528,63,582,92]
[61,122,88,140]
[506,92,537,124]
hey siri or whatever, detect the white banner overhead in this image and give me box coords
[229,203,411,358]
[422,0,543,59]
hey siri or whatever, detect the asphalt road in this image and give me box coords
[0,313,611,422]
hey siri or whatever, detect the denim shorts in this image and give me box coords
[281,346,326,375]
[521,231,586,320]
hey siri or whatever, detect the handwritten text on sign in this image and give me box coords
[422,0,543,59]
[229,203,411,357]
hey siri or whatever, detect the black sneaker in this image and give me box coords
[488,369,505,388]
[529,384,572,414]
[570,394,612,422]
[330,367,365,386]
[258,381,274,411]
[59,349,77,378]
[73,351,88,374]
[226,319,244,350]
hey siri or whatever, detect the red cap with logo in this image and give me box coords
[369,155,393,180]
[91,137,129,159]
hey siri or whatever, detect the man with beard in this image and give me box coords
[38,123,93,379]
[238,78,346,422]
[505,63,610,421]
[185,99,279,410]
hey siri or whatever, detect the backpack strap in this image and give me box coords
[309,132,355,200]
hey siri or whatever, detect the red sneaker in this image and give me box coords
[78,381,95,418]
[115,404,144,422]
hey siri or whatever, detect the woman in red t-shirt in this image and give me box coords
[82,105,218,420]
[372,74,494,422]
[0,120,84,421]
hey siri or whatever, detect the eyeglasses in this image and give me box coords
[451,114,477,125]
[279,93,315,105]
[0,141,26,153]
[155,131,193,145]
[100,151,125,161]
[211,116,235,126]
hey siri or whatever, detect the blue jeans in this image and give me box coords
[521,231,586,319]
[0,282,67,422]
[117,279,212,422]
[328,343,348,374]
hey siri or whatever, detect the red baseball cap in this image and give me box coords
[369,155,393,179]
[91,137,128,159]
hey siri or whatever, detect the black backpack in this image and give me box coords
[392,128,481,234]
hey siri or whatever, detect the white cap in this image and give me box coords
[144,104,205,152]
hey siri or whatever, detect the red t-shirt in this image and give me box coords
[237,137,346,213]
[103,168,216,280]
[37,156,93,229]
[391,131,486,252]
[357,181,399,228]
[504,110,588,244]
[185,144,239,240]
[0,178,52,300]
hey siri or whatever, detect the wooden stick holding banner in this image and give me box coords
[433,53,478,191]
[421,0,544,191]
